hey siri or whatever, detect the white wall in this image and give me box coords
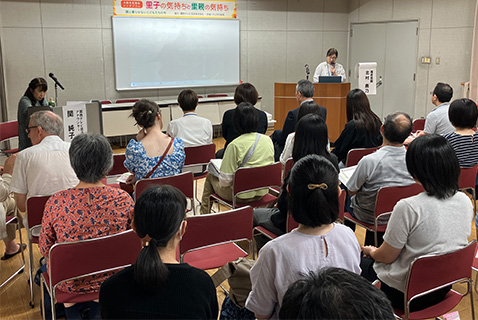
[0,0,475,121]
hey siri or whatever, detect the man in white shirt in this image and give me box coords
[11,111,79,216]
[417,82,454,136]
[167,89,213,147]
[313,48,346,83]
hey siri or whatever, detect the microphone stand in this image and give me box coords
[55,83,59,108]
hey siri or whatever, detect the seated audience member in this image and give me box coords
[0,155,25,260]
[166,89,213,147]
[332,89,382,166]
[100,185,218,319]
[246,155,361,319]
[124,99,185,186]
[217,83,268,158]
[362,135,472,311]
[344,112,415,245]
[253,114,338,246]
[417,82,454,136]
[279,267,394,320]
[444,98,478,168]
[39,133,134,319]
[11,111,79,214]
[279,100,329,165]
[271,79,327,161]
[200,102,274,214]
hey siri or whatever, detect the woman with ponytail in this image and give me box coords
[99,185,218,319]
[245,155,361,319]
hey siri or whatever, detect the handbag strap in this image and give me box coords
[239,133,261,168]
[144,137,174,179]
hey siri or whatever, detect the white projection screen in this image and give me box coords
[112,17,240,90]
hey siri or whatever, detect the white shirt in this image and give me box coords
[313,61,346,83]
[10,135,79,199]
[166,112,213,148]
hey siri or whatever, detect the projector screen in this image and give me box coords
[112,17,240,91]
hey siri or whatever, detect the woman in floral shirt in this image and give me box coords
[39,133,134,319]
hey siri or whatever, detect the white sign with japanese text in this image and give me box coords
[113,0,237,19]
[62,104,88,142]
[357,62,377,95]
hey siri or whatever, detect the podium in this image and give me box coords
[274,82,351,142]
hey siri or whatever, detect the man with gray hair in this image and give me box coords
[344,112,415,245]
[270,79,327,161]
[11,111,79,215]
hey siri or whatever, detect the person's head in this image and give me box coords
[234,83,259,105]
[296,79,314,100]
[296,100,323,122]
[406,135,459,199]
[288,154,339,227]
[382,112,413,144]
[69,133,113,184]
[133,185,187,290]
[279,268,395,320]
[292,114,330,162]
[448,98,478,129]
[28,111,63,145]
[233,102,259,135]
[326,48,339,65]
[432,82,453,104]
[346,88,381,134]
[24,77,48,104]
[131,99,161,129]
[177,89,198,113]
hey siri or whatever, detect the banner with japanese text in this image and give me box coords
[62,104,88,142]
[113,0,237,18]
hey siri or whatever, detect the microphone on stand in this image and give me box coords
[305,64,310,80]
[49,73,65,90]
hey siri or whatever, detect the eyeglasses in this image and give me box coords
[26,126,39,134]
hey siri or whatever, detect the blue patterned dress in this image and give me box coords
[124,138,185,180]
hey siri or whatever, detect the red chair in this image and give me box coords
[472,246,478,294]
[135,172,196,214]
[0,120,19,155]
[207,94,228,98]
[0,215,26,289]
[26,195,51,307]
[458,164,478,213]
[211,162,282,210]
[40,229,142,320]
[392,241,476,320]
[100,100,112,105]
[345,147,380,167]
[101,154,127,188]
[115,99,139,104]
[412,118,425,132]
[180,206,253,269]
[344,184,424,246]
[183,144,216,201]
[254,190,345,241]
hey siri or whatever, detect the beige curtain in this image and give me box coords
[470,0,478,101]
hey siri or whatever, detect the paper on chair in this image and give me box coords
[339,165,357,185]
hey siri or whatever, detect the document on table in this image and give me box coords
[339,165,357,186]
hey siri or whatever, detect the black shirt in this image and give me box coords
[100,264,219,319]
[221,107,268,149]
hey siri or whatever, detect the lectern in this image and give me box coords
[274,82,351,142]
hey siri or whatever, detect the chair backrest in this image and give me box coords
[283,158,294,178]
[207,94,228,98]
[184,144,216,167]
[108,154,127,176]
[337,190,346,222]
[345,147,380,167]
[26,195,52,229]
[233,162,282,197]
[412,118,425,131]
[0,120,19,142]
[179,206,253,256]
[100,100,112,105]
[135,172,194,200]
[375,184,424,219]
[405,241,476,302]
[115,99,139,104]
[48,229,141,290]
[459,164,478,190]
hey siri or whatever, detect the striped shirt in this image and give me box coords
[444,132,478,168]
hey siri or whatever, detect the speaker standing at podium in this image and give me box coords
[313,48,346,83]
